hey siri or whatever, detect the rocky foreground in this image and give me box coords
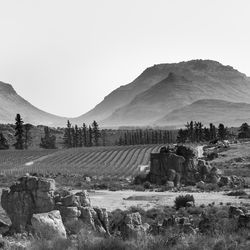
[0,175,249,249]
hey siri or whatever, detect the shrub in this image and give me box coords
[143,181,151,189]
[226,190,247,196]
[174,194,195,210]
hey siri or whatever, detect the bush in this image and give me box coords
[226,190,247,196]
[174,194,195,210]
[143,181,151,189]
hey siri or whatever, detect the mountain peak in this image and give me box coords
[0,81,17,95]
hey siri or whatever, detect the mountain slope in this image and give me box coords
[73,61,212,124]
[0,81,67,126]
[156,99,250,127]
[100,60,250,126]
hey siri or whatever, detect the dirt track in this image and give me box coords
[88,189,250,211]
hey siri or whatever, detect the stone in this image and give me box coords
[1,176,56,233]
[120,212,148,239]
[59,206,81,220]
[0,219,10,234]
[37,178,55,192]
[79,206,109,235]
[196,181,205,189]
[229,206,244,218]
[182,223,196,234]
[166,181,175,188]
[31,210,67,239]
[149,152,185,185]
[197,160,211,178]
[61,194,80,207]
[218,176,231,186]
[75,190,91,207]
[167,169,176,181]
[238,213,250,228]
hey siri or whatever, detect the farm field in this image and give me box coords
[0,144,163,177]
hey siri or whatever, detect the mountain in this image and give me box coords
[0,81,67,126]
[156,99,250,127]
[99,60,250,127]
[2,59,250,128]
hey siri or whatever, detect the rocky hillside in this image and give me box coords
[156,99,250,127]
[0,81,67,126]
[97,60,250,127]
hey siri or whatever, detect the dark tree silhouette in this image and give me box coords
[218,123,227,140]
[238,123,250,138]
[40,126,56,149]
[23,123,33,149]
[92,120,100,146]
[63,120,72,148]
[14,114,24,150]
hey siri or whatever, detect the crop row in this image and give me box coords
[0,144,164,177]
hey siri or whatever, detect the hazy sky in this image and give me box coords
[0,0,250,117]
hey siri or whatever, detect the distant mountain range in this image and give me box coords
[1,59,250,128]
[0,81,66,126]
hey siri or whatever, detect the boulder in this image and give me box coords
[238,213,250,228]
[196,181,205,189]
[166,181,175,188]
[0,219,10,234]
[149,152,185,185]
[197,160,211,179]
[75,190,91,207]
[61,194,80,207]
[31,210,67,239]
[182,223,196,234]
[120,212,148,239]
[167,169,176,181]
[79,206,109,235]
[218,176,231,186]
[1,176,55,233]
[229,206,244,218]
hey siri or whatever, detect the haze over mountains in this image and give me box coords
[0,81,67,126]
[1,60,250,128]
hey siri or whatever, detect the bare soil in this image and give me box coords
[87,189,250,211]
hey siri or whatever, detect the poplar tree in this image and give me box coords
[92,120,100,146]
[14,114,24,150]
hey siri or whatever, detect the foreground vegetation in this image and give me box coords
[2,201,249,250]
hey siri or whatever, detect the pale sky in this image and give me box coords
[0,0,250,117]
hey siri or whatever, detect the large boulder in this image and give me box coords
[79,206,110,235]
[120,212,148,239]
[1,176,55,232]
[31,210,67,240]
[149,152,185,185]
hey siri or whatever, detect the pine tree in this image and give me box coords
[88,126,93,147]
[238,123,250,138]
[92,120,100,146]
[63,120,72,148]
[218,123,227,140]
[23,123,33,149]
[82,123,87,147]
[0,133,9,150]
[40,127,56,149]
[14,114,24,150]
[101,130,106,146]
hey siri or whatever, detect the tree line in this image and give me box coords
[63,120,101,148]
[116,129,177,145]
[177,121,229,143]
[0,114,56,150]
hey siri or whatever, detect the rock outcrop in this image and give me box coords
[31,210,67,239]
[120,212,149,239]
[1,176,55,232]
[1,175,110,236]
